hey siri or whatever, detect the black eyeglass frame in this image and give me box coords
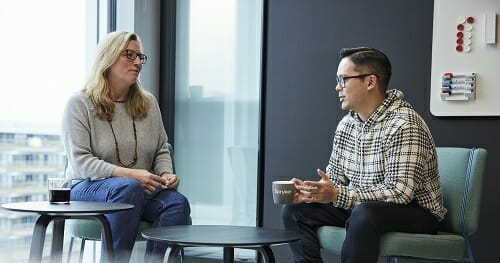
[122,49,148,64]
[336,73,379,87]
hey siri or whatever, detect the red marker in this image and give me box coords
[443,72,476,78]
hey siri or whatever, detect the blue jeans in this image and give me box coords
[70,177,191,263]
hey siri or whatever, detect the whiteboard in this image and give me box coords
[430,0,500,116]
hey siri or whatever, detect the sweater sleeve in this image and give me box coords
[62,93,116,180]
[149,95,173,175]
[326,117,352,188]
[326,134,350,187]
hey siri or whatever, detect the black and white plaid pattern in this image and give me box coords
[326,89,447,220]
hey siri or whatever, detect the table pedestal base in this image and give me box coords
[165,245,275,263]
[29,215,114,263]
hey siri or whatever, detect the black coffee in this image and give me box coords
[49,189,71,204]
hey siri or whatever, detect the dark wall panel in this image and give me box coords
[263,0,498,262]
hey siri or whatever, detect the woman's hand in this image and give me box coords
[132,169,167,194]
[113,167,166,194]
[161,173,179,189]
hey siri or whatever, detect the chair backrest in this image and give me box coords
[436,147,487,236]
[166,143,175,173]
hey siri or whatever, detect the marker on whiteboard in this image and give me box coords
[450,89,473,95]
[452,78,475,84]
[441,88,451,93]
[443,72,475,78]
[451,84,475,89]
[442,79,475,85]
[443,82,474,87]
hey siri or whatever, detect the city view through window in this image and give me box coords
[1,1,263,261]
[0,1,90,261]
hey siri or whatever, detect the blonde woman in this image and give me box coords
[62,31,190,262]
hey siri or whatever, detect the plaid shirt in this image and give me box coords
[326,89,447,220]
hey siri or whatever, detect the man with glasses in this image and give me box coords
[282,47,446,263]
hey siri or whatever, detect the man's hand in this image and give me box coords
[294,169,339,203]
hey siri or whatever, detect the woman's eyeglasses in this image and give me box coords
[122,49,148,64]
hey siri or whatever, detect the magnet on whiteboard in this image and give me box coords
[463,45,471,52]
[485,12,496,44]
[464,32,472,39]
[464,38,471,45]
[457,16,466,24]
[464,23,473,31]
[457,24,465,31]
[466,16,474,24]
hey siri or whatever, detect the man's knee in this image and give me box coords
[282,204,301,222]
[282,204,293,218]
[347,201,383,228]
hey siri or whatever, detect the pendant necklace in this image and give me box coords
[107,115,138,168]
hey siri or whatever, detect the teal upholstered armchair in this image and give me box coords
[317,147,487,262]
[65,143,189,262]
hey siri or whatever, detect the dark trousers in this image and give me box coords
[282,201,439,263]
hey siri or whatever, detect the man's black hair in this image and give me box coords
[339,47,392,91]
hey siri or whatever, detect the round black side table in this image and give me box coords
[142,225,300,263]
[1,201,133,263]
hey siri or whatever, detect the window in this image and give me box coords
[0,1,98,261]
[174,0,263,260]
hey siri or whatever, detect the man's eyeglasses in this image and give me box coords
[336,73,378,87]
[122,49,148,64]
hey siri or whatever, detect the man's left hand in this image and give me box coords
[295,169,339,203]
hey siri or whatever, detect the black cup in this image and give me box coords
[48,178,70,204]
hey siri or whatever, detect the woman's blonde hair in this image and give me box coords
[83,31,150,119]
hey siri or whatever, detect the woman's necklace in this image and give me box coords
[106,115,138,168]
